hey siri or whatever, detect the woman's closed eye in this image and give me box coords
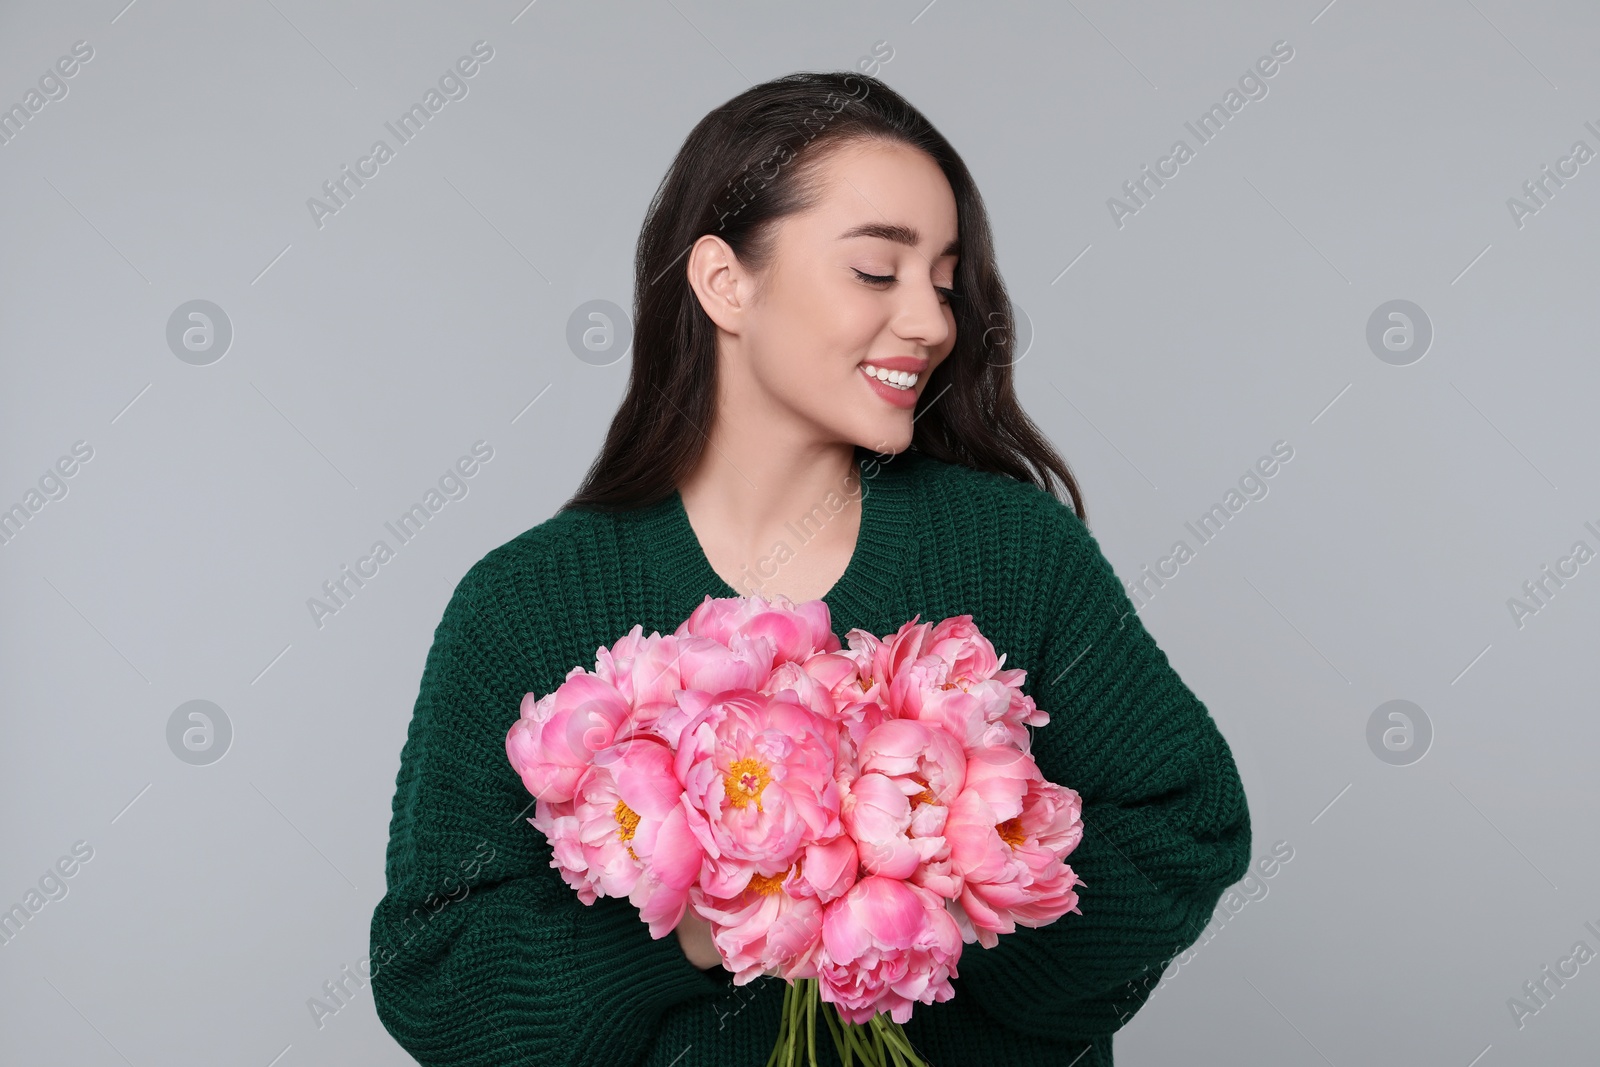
[853,268,957,305]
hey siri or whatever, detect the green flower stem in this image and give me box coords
[847,1019,882,1065]
[870,1017,921,1067]
[805,981,819,1067]
[871,1017,925,1066]
[869,1020,897,1067]
[819,992,851,1067]
[788,979,804,1065]
[778,982,933,1067]
[834,1016,878,1066]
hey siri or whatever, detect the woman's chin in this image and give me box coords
[846,419,913,456]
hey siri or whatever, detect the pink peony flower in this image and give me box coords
[812,630,888,706]
[890,647,1050,756]
[864,613,1050,753]
[675,690,843,898]
[528,737,706,933]
[843,720,967,879]
[528,796,591,901]
[803,638,895,770]
[794,835,861,904]
[944,747,1086,948]
[871,617,935,697]
[991,665,1051,733]
[923,614,1002,684]
[592,625,678,708]
[628,796,708,938]
[932,611,1052,737]
[841,773,925,880]
[675,593,841,666]
[1024,779,1086,857]
[564,741,660,900]
[690,860,825,985]
[857,719,967,805]
[506,670,634,804]
[830,699,890,775]
[818,875,962,1024]
[761,658,838,719]
[595,629,773,738]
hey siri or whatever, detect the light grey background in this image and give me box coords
[3,1,1597,1064]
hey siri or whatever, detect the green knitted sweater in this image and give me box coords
[370,446,1251,1067]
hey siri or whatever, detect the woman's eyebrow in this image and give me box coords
[837,221,960,258]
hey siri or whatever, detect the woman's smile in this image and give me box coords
[859,357,927,408]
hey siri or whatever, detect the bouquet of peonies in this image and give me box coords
[506,594,1086,1067]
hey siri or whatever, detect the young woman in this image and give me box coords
[371,71,1251,1067]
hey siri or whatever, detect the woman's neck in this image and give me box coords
[676,437,864,601]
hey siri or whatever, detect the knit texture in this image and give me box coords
[370,446,1252,1067]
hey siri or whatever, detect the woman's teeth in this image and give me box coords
[862,364,919,390]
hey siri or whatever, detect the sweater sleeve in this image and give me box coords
[368,562,732,1066]
[951,502,1252,1040]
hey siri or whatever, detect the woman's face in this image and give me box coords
[702,139,960,455]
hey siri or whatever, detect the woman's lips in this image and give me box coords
[860,364,919,409]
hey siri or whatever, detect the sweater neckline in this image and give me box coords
[634,448,919,617]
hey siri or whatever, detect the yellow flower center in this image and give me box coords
[748,856,803,896]
[614,798,642,862]
[613,798,641,842]
[724,756,772,812]
[748,869,786,895]
[996,817,1027,849]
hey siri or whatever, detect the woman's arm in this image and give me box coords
[368,565,730,1066]
[950,503,1252,1040]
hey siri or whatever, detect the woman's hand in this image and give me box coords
[674,909,722,970]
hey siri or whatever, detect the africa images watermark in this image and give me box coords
[1,440,94,548]
[706,62,881,237]
[730,442,902,598]
[307,840,497,1030]
[306,441,494,630]
[1,840,95,949]
[1505,517,1600,630]
[305,40,495,230]
[0,39,95,148]
[1120,440,1296,616]
[1107,38,1296,229]
[1110,839,1295,1019]
[1506,118,1600,230]
[1505,915,1600,1031]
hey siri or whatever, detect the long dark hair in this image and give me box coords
[564,70,1086,522]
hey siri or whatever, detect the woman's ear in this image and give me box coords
[686,233,750,335]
